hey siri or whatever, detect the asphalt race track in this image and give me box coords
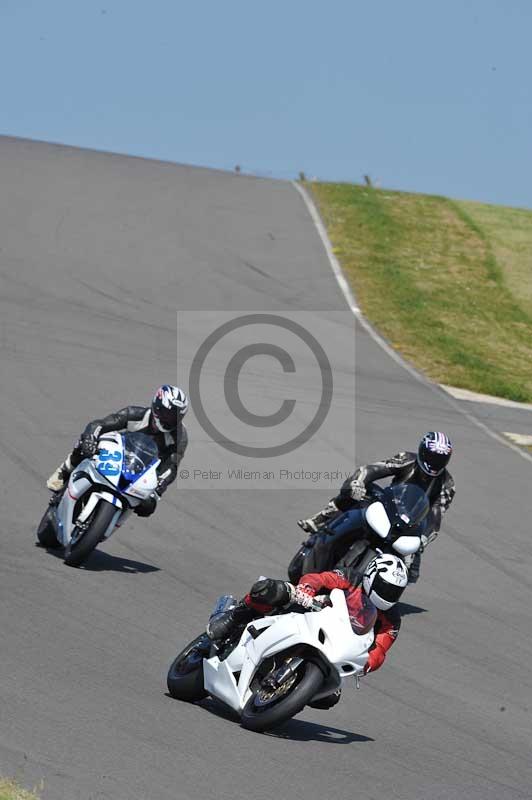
[1,136,531,800]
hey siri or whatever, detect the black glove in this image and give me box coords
[79,433,98,457]
[135,492,159,518]
[156,478,168,496]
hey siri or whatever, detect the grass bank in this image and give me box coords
[309,183,532,403]
[0,779,39,800]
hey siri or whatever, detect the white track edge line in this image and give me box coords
[291,180,532,467]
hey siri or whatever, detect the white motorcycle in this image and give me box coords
[37,431,160,567]
[167,588,376,732]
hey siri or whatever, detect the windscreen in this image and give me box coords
[121,433,159,481]
[344,587,378,635]
[385,484,429,528]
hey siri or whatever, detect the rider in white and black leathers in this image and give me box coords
[47,385,189,517]
[298,432,455,581]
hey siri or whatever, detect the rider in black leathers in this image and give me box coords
[46,385,188,517]
[298,432,455,581]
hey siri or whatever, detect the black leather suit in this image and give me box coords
[71,406,187,495]
[336,451,455,539]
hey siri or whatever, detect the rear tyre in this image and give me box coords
[36,507,60,549]
[241,661,324,733]
[64,502,116,568]
[167,635,209,701]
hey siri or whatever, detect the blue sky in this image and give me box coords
[2,0,531,207]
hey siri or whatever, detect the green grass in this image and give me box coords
[0,779,40,800]
[457,200,532,318]
[308,182,532,403]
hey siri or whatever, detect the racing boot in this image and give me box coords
[206,601,254,642]
[46,456,73,492]
[297,500,340,533]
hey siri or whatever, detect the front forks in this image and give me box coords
[263,656,304,691]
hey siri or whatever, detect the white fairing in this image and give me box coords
[202,589,374,714]
[124,463,158,500]
[393,535,421,555]
[51,431,160,546]
[365,501,391,539]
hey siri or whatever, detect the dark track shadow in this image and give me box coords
[165,695,241,724]
[264,718,373,743]
[396,601,428,616]
[166,695,372,743]
[80,550,160,573]
[37,543,159,573]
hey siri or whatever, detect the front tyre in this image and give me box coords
[64,502,116,568]
[167,634,209,702]
[241,662,324,733]
[36,507,60,548]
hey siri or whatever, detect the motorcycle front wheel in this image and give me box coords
[241,661,323,733]
[167,634,209,702]
[64,501,116,568]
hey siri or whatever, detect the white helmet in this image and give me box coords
[363,554,408,611]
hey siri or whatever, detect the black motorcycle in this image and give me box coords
[288,483,430,584]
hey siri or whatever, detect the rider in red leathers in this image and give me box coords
[207,554,408,709]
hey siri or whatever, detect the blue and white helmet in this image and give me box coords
[363,554,408,611]
[417,431,453,477]
[151,385,189,432]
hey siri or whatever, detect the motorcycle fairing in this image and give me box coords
[53,460,121,546]
[365,501,391,538]
[123,462,159,500]
[95,433,124,487]
[393,535,421,556]
[202,589,374,713]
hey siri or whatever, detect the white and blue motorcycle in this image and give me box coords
[36,431,160,567]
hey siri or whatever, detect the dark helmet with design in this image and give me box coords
[417,431,452,477]
[151,385,189,432]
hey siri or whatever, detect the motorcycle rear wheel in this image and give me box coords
[36,507,61,549]
[167,634,209,702]
[287,545,306,583]
[241,661,323,733]
[64,502,116,568]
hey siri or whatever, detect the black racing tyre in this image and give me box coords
[64,501,116,568]
[36,507,60,549]
[241,661,324,733]
[167,634,209,701]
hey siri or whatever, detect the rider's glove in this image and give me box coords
[349,480,367,502]
[79,433,98,457]
[288,585,316,609]
[364,645,386,674]
[156,478,168,496]
[135,492,159,518]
